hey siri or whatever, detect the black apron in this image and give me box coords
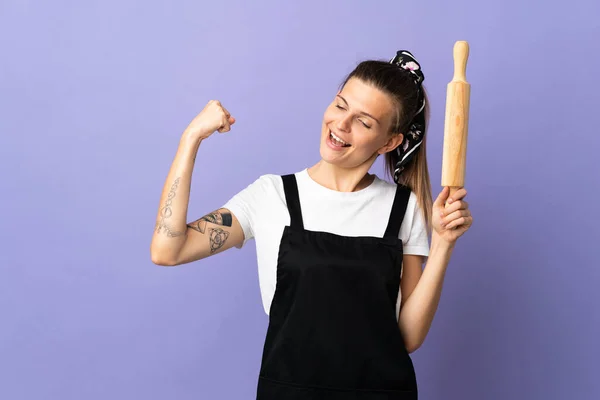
[256,174,418,400]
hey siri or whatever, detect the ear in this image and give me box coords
[378,133,404,155]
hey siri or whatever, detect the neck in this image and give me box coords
[307,158,377,192]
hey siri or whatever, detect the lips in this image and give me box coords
[329,130,351,147]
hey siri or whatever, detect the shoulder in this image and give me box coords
[222,173,287,243]
[255,173,282,187]
[233,173,283,195]
[371,176,423,235]
[372,175,419,206]
[225,172,297,210]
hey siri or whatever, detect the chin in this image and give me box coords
[320,147,360,170]
[320,150,337,165]
[319,141,379,171]
[319,138,343,165]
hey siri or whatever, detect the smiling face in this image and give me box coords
[319,77,405,169]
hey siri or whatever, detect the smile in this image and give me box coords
[329,130,351,147]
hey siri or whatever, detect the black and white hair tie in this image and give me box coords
[389,50,427,183]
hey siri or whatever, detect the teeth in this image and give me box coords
[330,131,349,146]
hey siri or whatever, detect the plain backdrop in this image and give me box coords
[1,0,599,399]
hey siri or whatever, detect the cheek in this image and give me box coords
[354,130,390,151]
[353,137,377,151]
[323,105,338,123]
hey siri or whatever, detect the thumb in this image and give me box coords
[228,116,236,125]
[434,186,450,207]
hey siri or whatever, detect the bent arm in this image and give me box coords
[150,136,244,266]
[398,232,454,353]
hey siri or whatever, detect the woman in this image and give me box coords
[151,50,473,399]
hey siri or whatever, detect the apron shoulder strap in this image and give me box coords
[281,174,304,229]
[384,184,411,238]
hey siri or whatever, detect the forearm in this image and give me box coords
[398,232,455,352]
[150,135,202,264]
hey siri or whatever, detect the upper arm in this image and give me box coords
[170,208,245,265]
[400,254,425,307]
[399,192,429,305]
[168,175,273,266]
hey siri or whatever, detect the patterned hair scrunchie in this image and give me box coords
[389,50,426,183]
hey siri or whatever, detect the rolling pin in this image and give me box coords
[442,41,471,204]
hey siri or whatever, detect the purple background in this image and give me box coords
[1,0,598,399]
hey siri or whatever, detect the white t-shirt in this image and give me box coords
[223,168,430,318]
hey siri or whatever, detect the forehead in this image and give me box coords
[339,78,395,120]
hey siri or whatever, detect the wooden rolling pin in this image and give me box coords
[442,41,471,202]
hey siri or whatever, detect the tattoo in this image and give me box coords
[187,210,233,234]
[155,177,186,237]
[203,211,233,227]
[208,228,230,253]
[187,210,233,253]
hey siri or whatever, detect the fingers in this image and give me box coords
[434,186,450,207]
[217,116,231,133]
[221,106,235,126]
[447,188,467,204]
[434,186,474,236]
[435,187,467,208]
[441,199,469,215]
[221,104,231,119]
[216,103,235,133]
[438,187,471,230]
[441,209,471,228]
[445,214,473,230]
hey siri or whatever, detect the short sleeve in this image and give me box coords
[222,175,272,249]
[401,192,430,257]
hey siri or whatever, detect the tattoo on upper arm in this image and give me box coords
[187,210,233,252]
[208,228,230,253]
[187,210,233,234]
[155,177,187,237]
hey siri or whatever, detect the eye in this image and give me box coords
[335,104,346,110]
[359,120,371,129]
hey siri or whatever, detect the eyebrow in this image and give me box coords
[337,95,381,125]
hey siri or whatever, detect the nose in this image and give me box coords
[336,114,352,132]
